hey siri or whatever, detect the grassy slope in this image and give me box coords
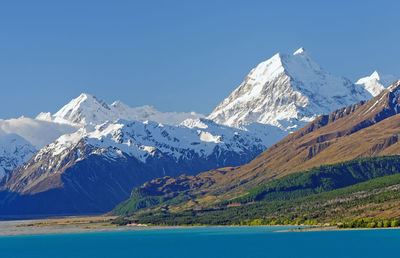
[120,156,400,225]
[113,156,400,215]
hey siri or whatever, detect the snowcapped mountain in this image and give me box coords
[0,118,266,215]
[208,48,373,130]
[0,129,36,179]
[355,71,396,97]
[0,93,204,180]
[0,92,270,216]
[36,93,205,127]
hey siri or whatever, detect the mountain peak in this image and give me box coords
[370,70,380,80]
[208,48,372,129]
[293,47,306,55]
[77,92,91,99]
[355,71,397,97]
[74,93,102,105]
[62,93,104,107]
[356,71,381,85]
[52,93,112,126]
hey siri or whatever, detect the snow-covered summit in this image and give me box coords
[54,93,113,125]
[36,93,111,126]
[355,71,396,97]
[208,48,373,130]
[36,93,205,127]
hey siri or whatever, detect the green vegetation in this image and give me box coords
[112,189,191,215]
[114,156,400,216]
[112,191,164,215]
[127,173,400,226]
[230,156,400,205]
[112,156,400,226]
[339,218,400,228]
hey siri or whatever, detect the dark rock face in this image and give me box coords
[0,140,264,216]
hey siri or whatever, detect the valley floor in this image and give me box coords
[0,216,167,236]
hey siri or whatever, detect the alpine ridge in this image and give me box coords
[36,93,205,127]
[0,94,205,179]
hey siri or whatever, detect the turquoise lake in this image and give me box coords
[0,226,399,258]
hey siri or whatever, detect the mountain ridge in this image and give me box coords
[36,93,205,127]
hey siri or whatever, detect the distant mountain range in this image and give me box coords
[36,93,205,127]
[0,47,397,216]
[0,95,205,180]
[0,95,267,215]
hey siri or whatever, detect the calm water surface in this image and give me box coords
[0,226,399,258]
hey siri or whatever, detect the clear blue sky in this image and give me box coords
[1,0,399,118]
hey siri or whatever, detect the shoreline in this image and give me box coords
[0,216,399,237]
[0,217,308,237]
[276,226,400,232]
[0,217,194,237]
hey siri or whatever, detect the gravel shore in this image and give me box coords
[0,217,172,236]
